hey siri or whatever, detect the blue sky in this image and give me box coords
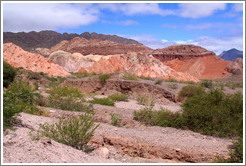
[3,2,244,54]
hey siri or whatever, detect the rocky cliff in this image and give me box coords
[49,37,152,55]
[78,53,200,82]
[3,43,70,76]
[152,44,232,80]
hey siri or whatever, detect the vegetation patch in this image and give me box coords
[98,74,111,83]
[89,97,115,106]
[155,79,163,85]
[40,114,99,152]
[110,113,122,127]
[123,73,139,81]
[3,61,17,88]
[71,72,96,78]
[136,93,155,107]
[178,85,205,101]
[167,83,178,89]
[3,81,40,129]
[200,80,213,89]
[108,93,128,102]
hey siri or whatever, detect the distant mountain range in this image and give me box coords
[3,31,140,52]
[219,48,243,61]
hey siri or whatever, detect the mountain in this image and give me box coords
[152,44,232,80]
[219,48,243,61]
[3,43,70,76]
[49,37,152,55]
[77,53,199,82]
[3,31,141,52]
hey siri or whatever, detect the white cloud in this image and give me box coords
[98,3,175,16]
[3,3,99,32]
[179,3,226,18]
[117,20,139,26]
[233,3,243,12]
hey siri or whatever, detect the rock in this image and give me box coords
[226,58,243,75]
[40,138,52,145]
[99,147,109,159]
[3,43,70,77]
[152,44,232,80]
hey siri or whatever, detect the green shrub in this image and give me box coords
[71,72,96,78]
[3,81,39,129]
[134,89,243,138]
[225,83,243,89]
[110,113,122,127]
[98,74,111,83]
[40,114,99,152]
[178,85,205,101]
[136,94,155,106]
[134,107,183,127]
[27,72,42,80]
[108,93,128,101]
[200,80,213,89]
[3,61,16,88]
[155,79,163,85]
[123,73,139,81]
[181,89,243,137]
[46,85,84,98]
[140,76,152,80]
[167,83,178,89]
[47,95,93,113]
[89,98,115,106]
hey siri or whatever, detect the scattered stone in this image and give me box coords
[99,147,109,159]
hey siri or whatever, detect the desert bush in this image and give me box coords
[47,95,93,113]
[3,81,40,129]
[135,89,243,137]
[46,85,84,98]
[167,83,178,89]
[200,80,213,89]
[108,93,128,102]
[40,114,99,152]
[72,72,96,78]
[3,61,17,88]
[225,83,243,89]
[178,85,205,101]
[123,73,139,81]
[140,76,152,80]
[134,107,183,127]
[46,85,92,112]
[181,89,243,137]
[98,74,111,83]
[136,94,155,106]
[89,98,115,106]
[165,77,195,84]
[155,79,163,85]
[110,113,122,127]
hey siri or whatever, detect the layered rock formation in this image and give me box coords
[152,44,232,80]
[3,43,70,77]
[50,37,152,55]
[78,53,200,82]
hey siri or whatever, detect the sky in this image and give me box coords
[2,2,244,55]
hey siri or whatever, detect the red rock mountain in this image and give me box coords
[78,53,200,82]
[50,37,152,55]
[152,45,232,80]
[3,43,70,77]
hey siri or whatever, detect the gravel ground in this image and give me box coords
[3,112,233,163]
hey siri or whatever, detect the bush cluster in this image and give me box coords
[46,85,93,113]
[167,83,178,89]
[134,89,243,137]
[3,61,16,88]
[40,114,99,152]
[123,73,139,81]
[98,74,111,83]
[155,79,163,85]
[110,113,122,127]
[89,97,115,106]
[3,81,40,129]
[178,85,205,101]
[136,93,155,107]
[108,93,128,102]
